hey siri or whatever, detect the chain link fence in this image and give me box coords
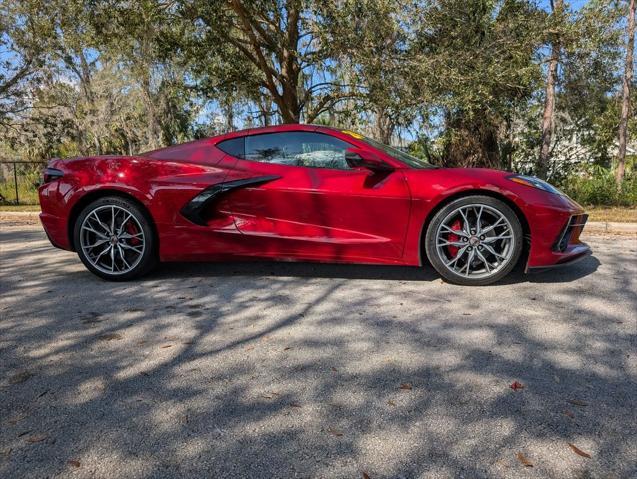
[0,161,46,205]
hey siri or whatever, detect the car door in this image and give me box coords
[215,130,412,263]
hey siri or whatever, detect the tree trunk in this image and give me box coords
[616,0,635,187]
[224,96,235,132]
[140,77,162,150]
[258,94,272,126]
[375,108,394,144]
[228,0,303,124]
[538,0,563,180]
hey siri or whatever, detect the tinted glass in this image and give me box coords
[360,136,435,169]
[216,137,245,157]
[244,132,352,169]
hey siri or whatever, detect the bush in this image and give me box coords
[558,165,637,207]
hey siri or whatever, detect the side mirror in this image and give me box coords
[345,148,394,172]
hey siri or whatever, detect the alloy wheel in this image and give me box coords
[79,205,146,275]
[434,204,515,279]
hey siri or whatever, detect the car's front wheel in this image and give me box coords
[425,195,523,286]
[73,196,157,281]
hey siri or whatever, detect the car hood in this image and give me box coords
[403,167,583,211]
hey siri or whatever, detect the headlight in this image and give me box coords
[507,174,563,195]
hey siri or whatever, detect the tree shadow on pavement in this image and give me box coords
[0,228,634,478]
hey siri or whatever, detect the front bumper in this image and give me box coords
[526,210,592,271]
[527,245,591,272]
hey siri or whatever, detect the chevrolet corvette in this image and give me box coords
[38,124,590,285]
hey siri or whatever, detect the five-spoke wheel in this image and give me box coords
[425,195,523,285]
[74,196,157,280]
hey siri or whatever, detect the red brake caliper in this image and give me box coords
[447,219,463,257]
[125,222,141,246]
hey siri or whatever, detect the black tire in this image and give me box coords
[424,195,523,286]
[73,196,158,281]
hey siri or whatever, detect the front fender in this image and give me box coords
[400,168,584,268]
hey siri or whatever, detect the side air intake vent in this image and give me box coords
[553,214,588,252]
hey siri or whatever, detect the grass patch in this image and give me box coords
[586,207,637,223]
[0,204,40,212]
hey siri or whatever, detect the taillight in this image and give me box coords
[42,167,64,184]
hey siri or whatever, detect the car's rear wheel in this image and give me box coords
[425,195,523,286]
[74,196,157,281]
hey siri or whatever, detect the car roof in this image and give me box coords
[212,124,320,142]
[145,124,406,168]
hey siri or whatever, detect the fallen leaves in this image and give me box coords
[97,333,122,341]
[568,399,588,407]
[9,371,33,385]
[516,452,533,467]
[25,434,47,444]
[80,312,102,324]
[7,413,28,425]
[160,344,173,349]
[68,460,81,468]
[387,400,396,407]
[289,402,302,408]
[563,410,575,419]
[327,427,343,437]
[568,443,591,458]
[509,381,524,391]
[399,383,412,390]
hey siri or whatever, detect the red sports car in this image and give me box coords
[38,124,590,285]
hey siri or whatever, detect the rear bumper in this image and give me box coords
[40,212,72,250]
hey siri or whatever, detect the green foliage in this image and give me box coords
[559,162,637,206]
[0,163,42,205]
[0,0,635,204]
[0,0,56,129]
[408,0,545,167]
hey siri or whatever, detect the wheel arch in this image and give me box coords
[419,189,531,266]
[67,189,158,252]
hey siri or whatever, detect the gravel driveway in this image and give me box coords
[1,225,635,479]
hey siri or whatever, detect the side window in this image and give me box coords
[216,137,244,158]
[244,132,353,169]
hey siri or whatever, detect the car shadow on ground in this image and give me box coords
[154,255,600,285]
[1,227,600,285]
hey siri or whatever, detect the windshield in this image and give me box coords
[341,131,435,169]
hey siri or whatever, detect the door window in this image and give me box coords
[243,132,353,170]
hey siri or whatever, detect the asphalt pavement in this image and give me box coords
[1,225,635,479]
